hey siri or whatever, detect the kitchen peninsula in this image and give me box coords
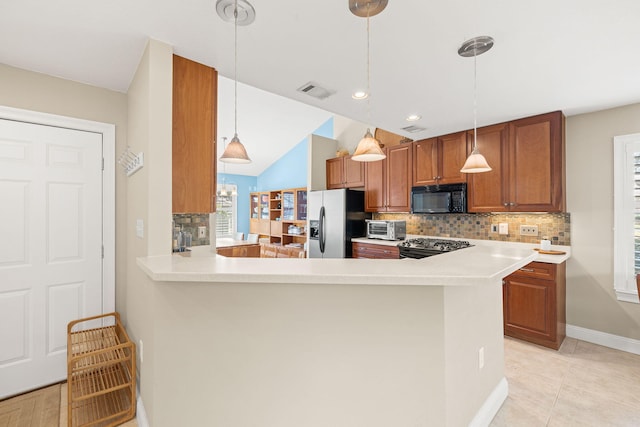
[137,242,545,427]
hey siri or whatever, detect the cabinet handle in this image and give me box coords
[503,202,509,207]
[510,202,516,206]
[519,268,535,272]
[433,176,438,180]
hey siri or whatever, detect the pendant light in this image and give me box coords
[459,36,494,173]
[350,0,387,162]
[218,0,253,164]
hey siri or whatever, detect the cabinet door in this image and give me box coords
[467,123,509,212]
[364,155,386,212]
[503,275,556,343]
[326,157,344,189]
[412,138,438,186]
[509,111,564,212]
[343,156,365,187]
[385,144,412,212]
[438,132,468,184]
[172,55,217,213]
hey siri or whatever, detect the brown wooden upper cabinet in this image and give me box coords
[172,55,217,213]
[467,111,565,212]
[413,131,467,186]
[364,144,412,212]
[326,155,365,189]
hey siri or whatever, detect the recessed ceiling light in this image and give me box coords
[406,114,422,122]
[352,91,368,100]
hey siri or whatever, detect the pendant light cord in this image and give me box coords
[473,49,478,152]
[234,0,238,137]
[366,11,371,130]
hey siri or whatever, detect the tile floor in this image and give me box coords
[491,337,640,426]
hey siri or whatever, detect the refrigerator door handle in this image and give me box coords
[319,206,326,253]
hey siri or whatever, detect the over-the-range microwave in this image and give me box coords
[411,183,467,214]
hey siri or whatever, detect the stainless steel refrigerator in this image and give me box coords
[308,189,370,258]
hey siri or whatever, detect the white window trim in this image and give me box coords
[613,132,640,303]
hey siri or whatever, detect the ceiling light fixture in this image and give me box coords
[459,35,494,173]
[406,114,421,122]
[350,0,387,162]
[218,0,252,164]
[352,90,368,100]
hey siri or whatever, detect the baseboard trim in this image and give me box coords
[136,388,150,427]
[468,377,508,427]
[566,324,640,356]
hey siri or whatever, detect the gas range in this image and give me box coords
[397,238,473,259]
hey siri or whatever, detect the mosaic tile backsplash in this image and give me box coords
[374,212,571,246]
[173,213,210,246]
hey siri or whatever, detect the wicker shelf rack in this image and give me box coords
[67,312,136,427]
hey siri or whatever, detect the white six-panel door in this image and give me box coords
[0,118,104,398]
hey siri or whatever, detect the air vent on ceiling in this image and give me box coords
[296,81,334,100]
[401,125,427,133]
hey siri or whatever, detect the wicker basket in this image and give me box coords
[67,312,136,427]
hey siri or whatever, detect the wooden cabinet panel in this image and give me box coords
[365,145,412,212]
[216,244,260,258]
[467,123,509,212]
[438,132,468,184]
[352,242,399,259]
[509,112,565,212]
[503,261,566,349]
[412,138,438,186]
[413,133,467,186]
[364,156,386,211]
[326,157,344,189]
[468,111,565,213]
[326,156,364,189]
[172,55,217,213]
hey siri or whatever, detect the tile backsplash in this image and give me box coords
[374,212,571,246]
[173,213,210,246]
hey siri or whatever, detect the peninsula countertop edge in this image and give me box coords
[137,241,550,286]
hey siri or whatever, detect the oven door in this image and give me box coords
[411,191,451,214]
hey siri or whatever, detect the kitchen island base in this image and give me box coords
[150,279,507,427]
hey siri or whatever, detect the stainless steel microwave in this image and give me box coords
[411,183,467,214]
[366,220,406,241]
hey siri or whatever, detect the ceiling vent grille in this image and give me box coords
[401,125,427,133]
[296,81,334,100]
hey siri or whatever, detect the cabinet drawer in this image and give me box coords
[510,261,556,281]
[352,242,399,259]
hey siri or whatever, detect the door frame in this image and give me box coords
[0,105,115,313]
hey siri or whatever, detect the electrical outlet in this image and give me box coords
[490,224,498,233]
[198,226,207,239]
[499,223,509,235]
[139,339,143,364]
[479,347,485,370]
[520,225,539,236]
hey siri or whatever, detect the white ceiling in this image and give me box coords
[2,0,640,176]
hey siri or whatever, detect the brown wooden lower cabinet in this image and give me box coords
[352,242,399,259]
[503,261,566,349]
[260,243,305,258]
[216,244,261,258]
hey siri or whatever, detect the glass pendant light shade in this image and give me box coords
[352,128,386,162]
[220,133,251,163]
[460,147,492,173]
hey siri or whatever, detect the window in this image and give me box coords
[613,133,640,303]
[216,184,237,238]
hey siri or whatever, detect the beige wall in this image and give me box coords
[566,103,640,340]
[124,39,174,425]
[0,63,129,316]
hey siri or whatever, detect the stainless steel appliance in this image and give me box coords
[397,238,473,259]
[366,219,406,241]
[411,183,467,214]
[308,189,370,258]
